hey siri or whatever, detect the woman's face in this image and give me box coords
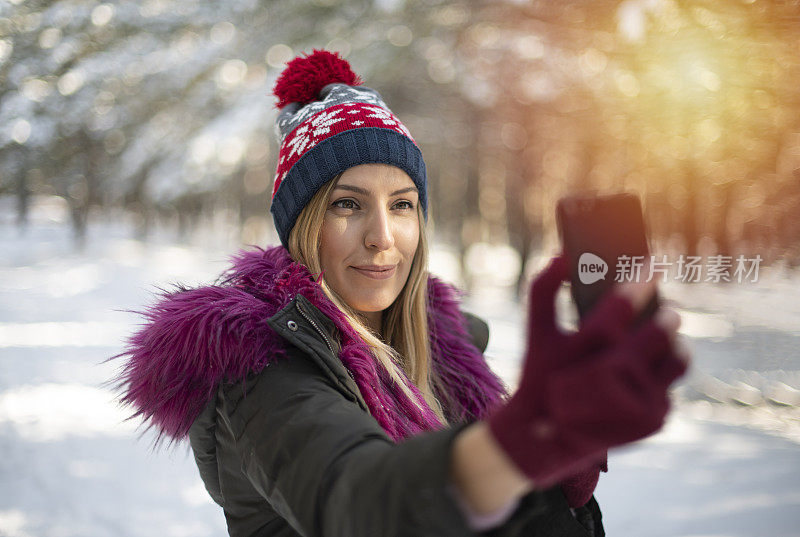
[319,163,420,327]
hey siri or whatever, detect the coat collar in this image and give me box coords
[266,293,368,411]
[112,245,507,445]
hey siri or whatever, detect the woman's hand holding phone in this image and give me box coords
[486,256,689,489]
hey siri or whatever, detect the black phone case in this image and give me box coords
[556,193,659,322]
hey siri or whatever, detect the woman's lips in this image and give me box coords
[351,265,397,280]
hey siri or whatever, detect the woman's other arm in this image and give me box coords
[451,420,532,517]
[451,260,688,515]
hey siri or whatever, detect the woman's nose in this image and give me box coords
[364,208,394,251]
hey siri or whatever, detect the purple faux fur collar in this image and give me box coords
[112,245,507,445]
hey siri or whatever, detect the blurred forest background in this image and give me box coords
[2,0,800,290]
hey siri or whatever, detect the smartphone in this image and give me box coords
[556,193,659,322]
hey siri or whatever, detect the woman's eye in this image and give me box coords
[332,199,357,210]
[394,200,414,210]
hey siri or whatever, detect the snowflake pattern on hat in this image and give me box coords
[276,84,388,142]
[273,102,417,197]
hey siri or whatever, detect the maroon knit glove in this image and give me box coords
[487,256,687,488]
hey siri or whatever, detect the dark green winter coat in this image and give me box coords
[188,294,604,537]
[115,247,604,537]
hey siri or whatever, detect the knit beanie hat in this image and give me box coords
[270,50,428,247]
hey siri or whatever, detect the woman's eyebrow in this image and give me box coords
[334,184,418,196]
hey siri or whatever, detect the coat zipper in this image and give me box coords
[296,299,358,385]
[295,299,334,355]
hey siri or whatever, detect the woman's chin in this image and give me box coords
[342,290,398,314]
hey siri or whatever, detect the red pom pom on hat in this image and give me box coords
[273,49,363,109]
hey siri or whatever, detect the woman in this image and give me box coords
[113,50,687,537]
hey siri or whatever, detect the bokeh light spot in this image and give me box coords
[266,44,293,68]
[11,120,31,144]
[57,70,85,95]
[210,21,236,45]
[387,25,413,47]
[38,27,62,49]
[91,4,115,26]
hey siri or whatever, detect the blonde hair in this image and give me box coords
[287,174,446,423]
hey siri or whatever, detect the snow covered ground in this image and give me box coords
[1,211,798,537]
